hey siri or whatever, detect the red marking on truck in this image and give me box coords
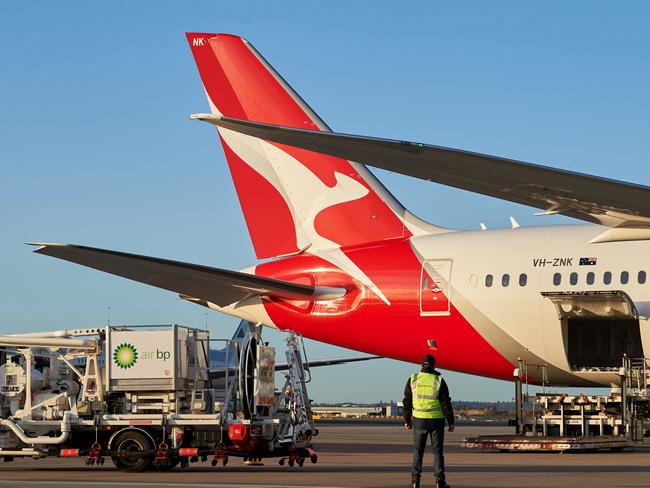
[179,448,199,457]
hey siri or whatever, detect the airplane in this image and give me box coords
[29,32,650,388]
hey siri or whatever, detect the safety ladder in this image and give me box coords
[623,356,650,397]
[282,331,315,441]
[619,356,650,441]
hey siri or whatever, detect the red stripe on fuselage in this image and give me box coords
[256,239,514,380]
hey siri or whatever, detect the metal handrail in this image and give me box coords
[298,333,312,384]
[207,338,240,409]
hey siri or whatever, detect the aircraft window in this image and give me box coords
[553,273,561,286]
[519,273,527,287]
[586,272,595,285]
[485,274,493,287]
[639,271,647,284]
[621,271,629,284]
[569,272,578,285]
[604,271,612,285]
[424,278,429,289]
[502,274,510,287]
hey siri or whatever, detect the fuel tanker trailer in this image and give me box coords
[0,323,318,471]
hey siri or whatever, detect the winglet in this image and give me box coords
[26,242,67,251]
[509,216,521,229]
[189,113,221,124]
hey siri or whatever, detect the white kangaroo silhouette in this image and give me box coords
[220,126,390,305]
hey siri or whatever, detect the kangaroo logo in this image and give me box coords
[219,128,391,304]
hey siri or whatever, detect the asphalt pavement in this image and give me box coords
[0,424,648,488]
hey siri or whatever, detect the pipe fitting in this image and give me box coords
[0,411,72,445]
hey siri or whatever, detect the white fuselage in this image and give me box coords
[411,223,650,386]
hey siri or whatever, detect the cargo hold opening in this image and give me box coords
[542,291,644,370]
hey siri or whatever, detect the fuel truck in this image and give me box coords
[0,322,318,471]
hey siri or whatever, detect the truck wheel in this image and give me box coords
[111,430,153,472]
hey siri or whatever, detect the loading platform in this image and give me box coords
[460,435,632,452]
[461,357,650,452]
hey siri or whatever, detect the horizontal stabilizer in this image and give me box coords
[283,355,382,370]
[28,243,345,307]
[194,114,650,231]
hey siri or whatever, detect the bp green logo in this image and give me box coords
[113,343,138,369]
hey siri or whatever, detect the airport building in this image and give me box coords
[312,402,403,418]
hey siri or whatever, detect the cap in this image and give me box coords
[422,354,436,367]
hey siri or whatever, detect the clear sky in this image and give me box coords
[1,1,649,403]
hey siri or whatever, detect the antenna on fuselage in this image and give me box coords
[509,216,521,229]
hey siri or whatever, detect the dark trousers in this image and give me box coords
[411,418,446,482]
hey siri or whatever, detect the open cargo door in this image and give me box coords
[542,291,643,370]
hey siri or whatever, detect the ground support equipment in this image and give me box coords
[461,357,650,453]
[0,322,319,471]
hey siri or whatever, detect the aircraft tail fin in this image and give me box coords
[186,33,443,259]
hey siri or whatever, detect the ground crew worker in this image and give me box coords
[403,354,455,488]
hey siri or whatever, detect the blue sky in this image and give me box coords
[1,1,649,402]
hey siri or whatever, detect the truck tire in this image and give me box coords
[111,430,153,472]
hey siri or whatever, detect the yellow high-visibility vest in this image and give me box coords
[410,372,445,419]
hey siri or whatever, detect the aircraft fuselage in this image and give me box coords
[213,223,649,387]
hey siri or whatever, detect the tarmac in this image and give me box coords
[0,423,648,488]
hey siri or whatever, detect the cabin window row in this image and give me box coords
[484,270,647,288]
[485,273,527,288]
[552,270,646,286]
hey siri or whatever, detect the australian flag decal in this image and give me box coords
[579,257,597,266]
